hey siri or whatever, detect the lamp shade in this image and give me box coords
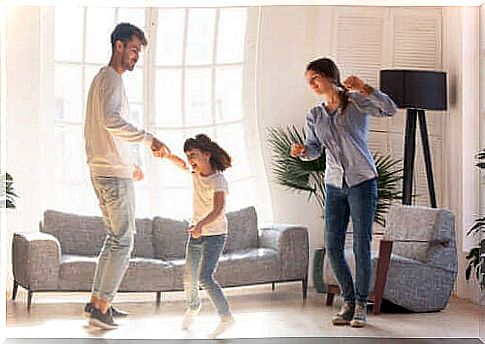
[379,70,447,110]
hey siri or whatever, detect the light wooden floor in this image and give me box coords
[6,283,481,340]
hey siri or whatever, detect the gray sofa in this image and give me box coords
[12,206,309,312]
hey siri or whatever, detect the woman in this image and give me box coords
[291,58,397,327]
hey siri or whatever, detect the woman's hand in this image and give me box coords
[290,143,306,158]
[343,75,373,96]
[132,164,144,181]
[187,224,203,239]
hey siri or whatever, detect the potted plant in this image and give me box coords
[465,148,485,287]
[1,172,18,209]
[266,126,403,225]
[266,125,403,293]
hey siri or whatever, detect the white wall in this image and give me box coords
[443,6,481,303]
[3,5,483,306]
[5,6,42,291]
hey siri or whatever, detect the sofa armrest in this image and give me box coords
[259,224,309,280]
[12,232,62,290]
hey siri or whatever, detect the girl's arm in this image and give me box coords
[298,110,324,161]
[188,191,225,238]
[344,75,397,118]
[166,154,189,171]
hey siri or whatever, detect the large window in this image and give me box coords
[47,6,260,219]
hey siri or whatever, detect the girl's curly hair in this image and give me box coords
[183,134,232,171]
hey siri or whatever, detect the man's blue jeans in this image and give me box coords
[90,176,135,302]
[324,178,377,305]
[184,234,231,317]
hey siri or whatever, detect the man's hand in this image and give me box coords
[187,224,202,239]
[290,143,306,158]
[132,164,144,182]
[151,138,171,158]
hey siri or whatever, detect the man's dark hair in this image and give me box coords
[110,23,147,51]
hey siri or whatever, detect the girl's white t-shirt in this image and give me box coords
[191,171,229,236]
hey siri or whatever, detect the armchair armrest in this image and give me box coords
[12,232,62,290]
[259,224,309,280]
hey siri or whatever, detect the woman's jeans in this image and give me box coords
[324,178,377,305]
[184,234,231,317]
[90,176,135,302]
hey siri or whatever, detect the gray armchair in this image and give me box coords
[324,205,457,313]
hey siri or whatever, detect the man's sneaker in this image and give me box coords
[83,303,128,319]
[331,302,355,325]
[111,305,129,317]
[208,315,235,339]
[350,303,367,328]
[181,305,201,330]
[83,302,95,319]
[88,307,118,330]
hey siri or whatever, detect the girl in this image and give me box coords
[172,134,233,336]
[291,58,397,327]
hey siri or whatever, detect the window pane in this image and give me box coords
[54,7,84,62]
[217,8,247,63]
[185,68,212,126]
[185,9,216,65]
[156,129,190,186]
[156,9,185,66]
[225,179,255,211]
[184,127,215,140]
[157,187,192,220]
[85,8,115,64]
[55,65,83,122]
[155,69,182,127]
[117,8,145,29]
[53,125,87,184]
[215,65,243,122]
[123,67,143,103]
[215,124,250,179]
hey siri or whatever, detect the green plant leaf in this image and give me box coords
[266,126,403,225]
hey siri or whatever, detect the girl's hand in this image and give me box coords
[290,143,306,158]
[187,224,202,238]
[342,75,373,96]
[132,164,144,181]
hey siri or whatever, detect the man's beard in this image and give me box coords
[121,56,135,71]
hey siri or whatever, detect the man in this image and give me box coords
[83,22,170,329]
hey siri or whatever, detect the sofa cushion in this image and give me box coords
[152,217,190,260]
[217,248,280,286]
[43,211,106,257]
[119,258,174,291]
[169,248,281,289]
[58,255,174,291]
[223,206,259,253]
[59,255,97,290]
[42,210,155,258]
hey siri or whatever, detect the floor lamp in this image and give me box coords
[379,70,447,208]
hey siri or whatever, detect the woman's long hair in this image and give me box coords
[306,57,350,112]
[183,134,232,171]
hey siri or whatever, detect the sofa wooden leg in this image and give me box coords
[27,290,33,312]
[156,291,161,307]
[302,277,308,300]
[325,284,340,306]
[271,282,275,291]
[12,280,18,300]
[326,292,334,306]
[373,240,393,315]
